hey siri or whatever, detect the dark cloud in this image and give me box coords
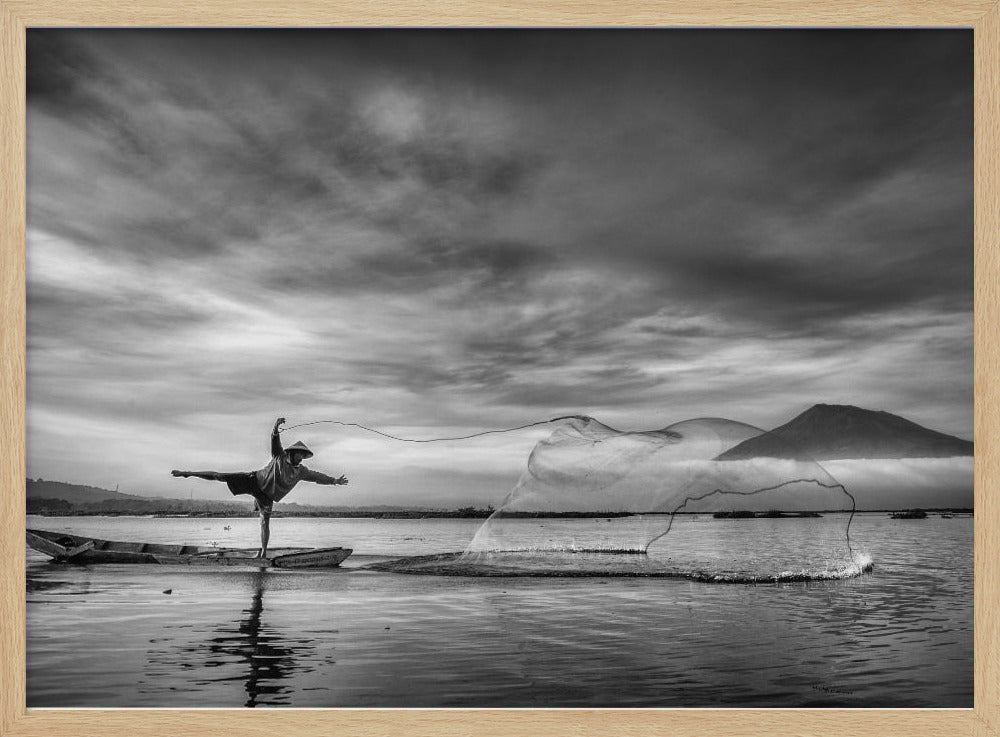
[26,33,98,103]
[27,287,210,341]
[351,238,556,292]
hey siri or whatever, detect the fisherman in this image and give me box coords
[171,417,348,558]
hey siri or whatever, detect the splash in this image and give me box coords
[367,550,874,582]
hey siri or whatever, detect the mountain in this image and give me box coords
[716,404,974,461]
[26,478,250,515]
[27,478,148,504]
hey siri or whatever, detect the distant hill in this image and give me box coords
[716,404,974,461]
[27,478,248,516]
[27,479,149,504]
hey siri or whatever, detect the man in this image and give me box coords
[172,417,348,558]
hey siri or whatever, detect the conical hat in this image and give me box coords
[285,441,314,459]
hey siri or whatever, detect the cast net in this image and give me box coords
[369,415,871,581]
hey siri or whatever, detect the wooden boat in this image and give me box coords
[26,529,352,569]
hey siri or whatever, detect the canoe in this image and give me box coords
[26,529,352,569]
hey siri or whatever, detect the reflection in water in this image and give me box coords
[144,571,335,707]
[230,571,292,707]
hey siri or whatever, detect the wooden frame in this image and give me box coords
[1,2,996,735]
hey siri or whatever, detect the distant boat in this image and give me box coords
[890,509,928,519]
[26,529,351,568]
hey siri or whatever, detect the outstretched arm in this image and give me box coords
[271,417,285,457]
[301,468,349,486]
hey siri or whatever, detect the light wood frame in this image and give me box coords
[1,3,997,735]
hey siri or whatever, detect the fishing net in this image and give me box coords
[370,416,869,581]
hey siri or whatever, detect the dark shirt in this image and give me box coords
[253,431,340,502]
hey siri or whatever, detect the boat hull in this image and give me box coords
[27,529,352,568]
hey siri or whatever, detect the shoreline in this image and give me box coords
[27,507,974,519]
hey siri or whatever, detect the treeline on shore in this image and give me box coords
[26,498,633,519]
[711,507,971,519]
[26,497,974,519]
[713,510,824,519]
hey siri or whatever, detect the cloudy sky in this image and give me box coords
[26,30,973,507]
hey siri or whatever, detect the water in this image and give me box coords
[26,513,972,707]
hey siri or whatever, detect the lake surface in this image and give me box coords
[26,512,972,708]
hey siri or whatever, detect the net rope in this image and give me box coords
[278,415,587,442]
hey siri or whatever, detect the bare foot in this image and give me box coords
[171,470,188,477]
